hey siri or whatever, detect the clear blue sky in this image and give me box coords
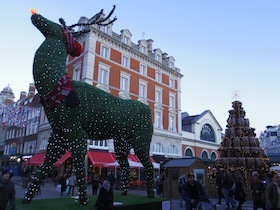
[1,1,280,135]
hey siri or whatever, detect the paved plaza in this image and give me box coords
[12,176,254,210]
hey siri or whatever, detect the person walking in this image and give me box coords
[214,168,223,205]
[0,169,16,210]
[67,173,76,196]
[251,171,266,210]
[265,171,280,210]
[92,175,100,195]
[95,180,114,210]
[59,173,67,196]
[222,171,236,209]
[178,174,186,207]
[234,176,246,210]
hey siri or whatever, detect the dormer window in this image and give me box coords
[141,46,146,54]
[124,36,129,44]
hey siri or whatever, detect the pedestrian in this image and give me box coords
[178,174,186,207]
[213,168,223,205]
[95,180,114,210]
[251,171,266,210]
[0,169,16,210]
[92,175,100,195]
[107,171,116,189]
[59,173,67,196]
[265,171,280,210]
[234,176,246,210]
[182,172,209,210]
[222,171,236,209]
[156,175,163,197]
[67,173,76,196]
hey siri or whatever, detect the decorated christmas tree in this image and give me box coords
[215,100,270,178]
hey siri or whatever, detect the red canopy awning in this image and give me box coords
[87,151,115,167]
[128,154,140,162]
[53,151,71,168]
[25,153,45,166]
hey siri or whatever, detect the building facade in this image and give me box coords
[0,11,222,174]
[64,14,184,161]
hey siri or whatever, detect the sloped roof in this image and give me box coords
[163,158,197,168]
[182,110,222,131]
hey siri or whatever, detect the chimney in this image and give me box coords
[146,39,153,53]
[20,91,27,99]
[28,83,35,97]
[162,53,168,62]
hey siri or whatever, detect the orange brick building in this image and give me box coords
[65,15,184,161]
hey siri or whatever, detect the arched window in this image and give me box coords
[211,152,217,159]
[153,143,164,154]
[169,145,178,155]
[200,124,215,142]
[201,151,208,159]
[184,148,193,157]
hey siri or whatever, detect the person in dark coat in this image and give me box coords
[59,173,67,196]
[0,169,16,210]
[251,172,266,210]
[95,180,114,210]
[265,171,280,210]
[107,172,116,189]
[182,172,209,210]
[234,176,246,210]
[222,171,236,208]
[92,175,100,195]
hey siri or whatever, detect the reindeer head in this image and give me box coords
[31,6,117,57]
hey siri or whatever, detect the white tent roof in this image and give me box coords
[271,165,280,171]
[104,160,160,169]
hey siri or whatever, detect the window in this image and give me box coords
[101,45,109,59]
[102,26,109,34]
[184,148,193,157]
[155,90,162,104]
[98,68,109,85]
[155,54,161,62]
[169,115,176,131]
[141,46,146,54]
[200,124,215,142]
[169,78,174,88]
[122,55,129,68]
[73,65,81,81]
[139,83,147,98]
[169,95,175,109]
[155,71,161,82]
[120,73,130,92]
[124,36,129,44]
[88,140,108,148]
[140,64,147,76]
[155,111,162,129]
[169,145,178,155]
[211,152,217,159]
[201,151,208,159]
[153,143,164,154]
[169,62,174,69]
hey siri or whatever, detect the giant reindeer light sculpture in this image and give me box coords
[23,6,155,205]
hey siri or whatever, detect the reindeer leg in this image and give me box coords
[115,139,130,195]
[23,132,68,203]
[133,133,154,198]
[64,125,88,205]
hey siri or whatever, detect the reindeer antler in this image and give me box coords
[67,5,117,29]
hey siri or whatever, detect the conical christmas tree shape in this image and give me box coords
[215,100,270,176]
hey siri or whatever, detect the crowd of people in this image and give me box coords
[177,169,280,210]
